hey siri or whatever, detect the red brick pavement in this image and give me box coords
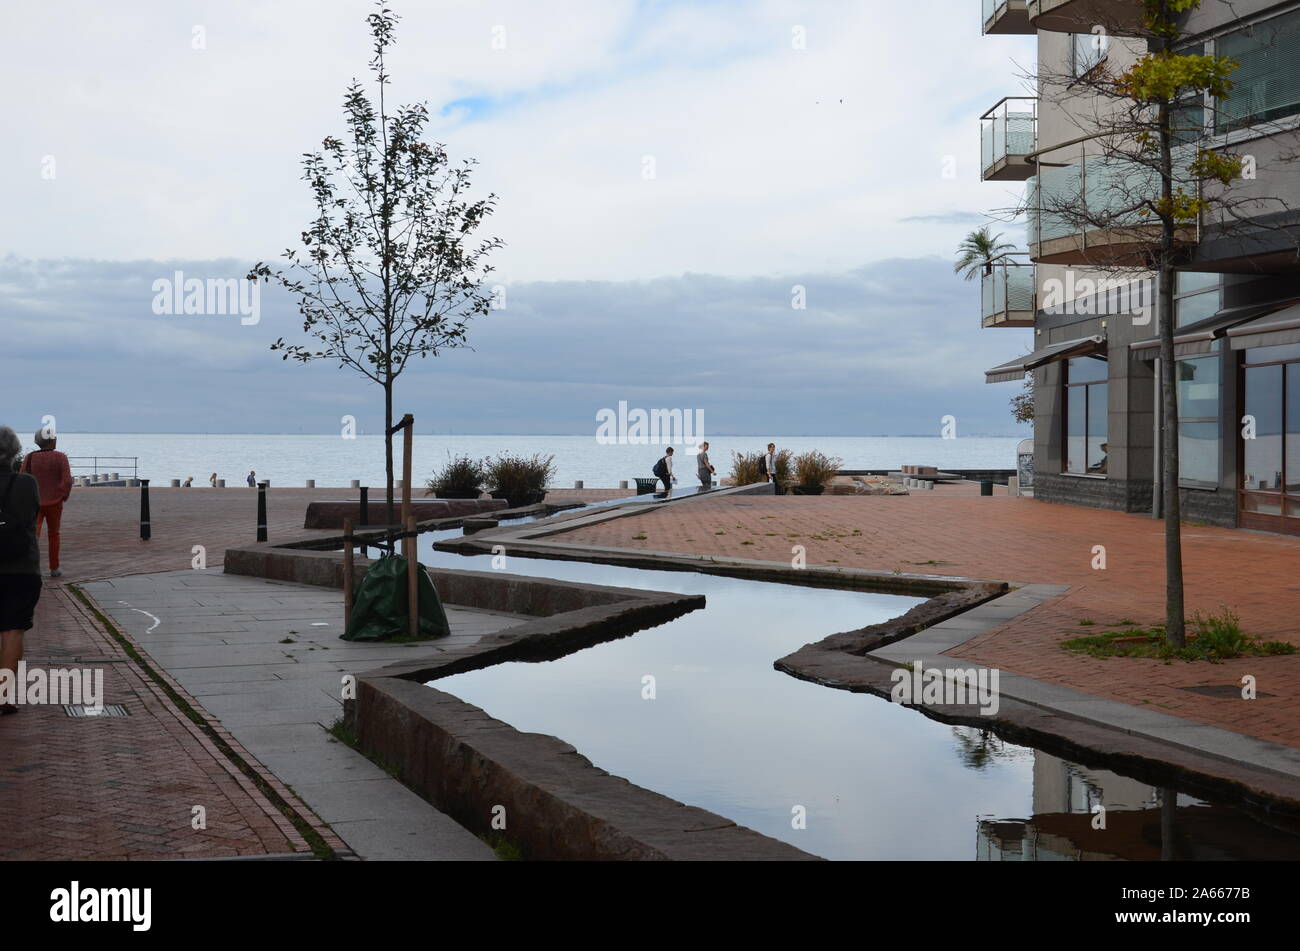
[2,485,622,860]
[0,585,319,859]
[0,488,389,860]
[553,489,1300,749]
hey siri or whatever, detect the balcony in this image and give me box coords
[1027,0,1146,35]
[982,258,1036,328]
[981,98,1038,181]
[982,0,1034,35]
[1026,146,1197,266]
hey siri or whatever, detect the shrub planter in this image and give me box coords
[790,485,826,496]
[491,489,547,508]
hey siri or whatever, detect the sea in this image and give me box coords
[42,434,1027,487]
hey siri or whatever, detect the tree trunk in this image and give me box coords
[1158,97,1186,648]
[384,379,395,537]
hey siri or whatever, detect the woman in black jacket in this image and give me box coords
[0,426,41,715]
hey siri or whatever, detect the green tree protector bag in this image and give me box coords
[342,554,450,641]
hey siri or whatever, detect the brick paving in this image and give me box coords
[553,486,1300,749]
[0,585,318,859]
[1,485,621,860]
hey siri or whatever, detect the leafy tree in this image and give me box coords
[1010,373,1034,424]
[953,226,1017,281]
[250,3,504,529]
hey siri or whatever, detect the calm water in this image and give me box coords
[41,433,1023,487]
[419,525,1300,862]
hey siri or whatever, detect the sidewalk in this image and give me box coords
[0,585,329,860]
[1,486,567,861]
[550,489,1300,749]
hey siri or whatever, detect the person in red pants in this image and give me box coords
[20,429,72,578]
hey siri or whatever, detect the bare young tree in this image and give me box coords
[250,3,504,530]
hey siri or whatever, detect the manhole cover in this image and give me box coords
[1178,685,1273,699]
[64,704,130,718]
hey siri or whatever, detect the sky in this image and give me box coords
[1,0,1036,436]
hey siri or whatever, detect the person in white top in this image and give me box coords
[763,443,780,495]
[653,447,676,497]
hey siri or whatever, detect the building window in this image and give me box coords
[1242,344,1300,519]
[1064,356,1109,474]
[1175,272,1221,327]
[1070,31,1109,78]
[1215,9,1300,134]
[1177,348,1221,485]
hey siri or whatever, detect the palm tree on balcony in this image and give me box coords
[953,227,1016,281]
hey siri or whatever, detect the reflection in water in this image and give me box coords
[976,757,1300,861]
[951,727,1034,771]
[416,524,1300,861]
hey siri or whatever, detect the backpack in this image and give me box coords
[652,457,668,480]
[0,475,31,560]
[758,454,769,477]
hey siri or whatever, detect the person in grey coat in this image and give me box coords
[696,441,716,490]
[0,426,41,715]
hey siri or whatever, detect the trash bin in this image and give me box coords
[980,481,994,497]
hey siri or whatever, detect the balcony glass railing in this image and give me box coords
[981,98,1037,178]
[1027,145,1196,247]
[982,260,1036,325]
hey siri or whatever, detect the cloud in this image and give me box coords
[3,255,1031,436]
[898,212,990,225]
[0,0,1034,281]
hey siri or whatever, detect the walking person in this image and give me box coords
[20,429,72,578]
[0,427,42,715]
[760,442,781,495]
[246,470,257,488]
[182,476,193,488]
[697,441,716,491]
[209,473,218,488]
[652,447,677,497]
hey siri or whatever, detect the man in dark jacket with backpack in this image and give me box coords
[652,447,676,497]
[759,442,782,495]
[0,426,41,715]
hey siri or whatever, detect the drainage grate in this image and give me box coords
[64,704,130,718]
[1178,684,1273,699]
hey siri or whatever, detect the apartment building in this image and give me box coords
[980,0,1300,535]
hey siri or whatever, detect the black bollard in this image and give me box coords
[139,479,151,540]
[257,481,268,542]
[359,486,369,527]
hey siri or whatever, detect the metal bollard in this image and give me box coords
[139,480,151,540]
[257,482,268,542]
[359,486,369,527]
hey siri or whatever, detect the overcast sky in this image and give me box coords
[2,0,1035,436]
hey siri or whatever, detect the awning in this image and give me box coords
[1227,302,1300,351]
[1131,297,1300,360]
[985,335,1106,384]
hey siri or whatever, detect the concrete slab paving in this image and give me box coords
[84,569,529,861]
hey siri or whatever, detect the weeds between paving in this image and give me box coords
[1061,608,1297,663]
